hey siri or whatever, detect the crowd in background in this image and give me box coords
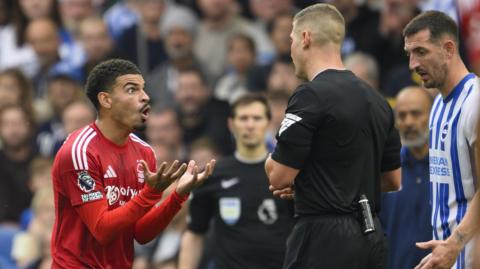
[0,0,479,268]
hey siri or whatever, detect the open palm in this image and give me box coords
[176,159,216,196]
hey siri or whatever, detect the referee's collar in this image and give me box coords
[234,151,269,164]
[311,68,348,81]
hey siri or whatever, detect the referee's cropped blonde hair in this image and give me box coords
[293,3,345,45]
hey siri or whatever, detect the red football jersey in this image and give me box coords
[51,123,157,268]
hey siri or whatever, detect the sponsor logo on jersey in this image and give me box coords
[103,165,117,179]
[81,191,103,203]
[105,185,139,206]
[219,197,241,225]
[257,199,278,224]
[279,113,302,136]
[440,122,449,142]
[136,160,145,183]
[77,171,95,193]
[221,177,239,189]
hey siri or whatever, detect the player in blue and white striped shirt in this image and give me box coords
[404,11,479,269]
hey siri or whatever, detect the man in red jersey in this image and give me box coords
[50,58,215,268]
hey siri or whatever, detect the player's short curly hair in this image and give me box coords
[85,59,141,110]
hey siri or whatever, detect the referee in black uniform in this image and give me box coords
[179,94,294,269]
[265,4,402,269]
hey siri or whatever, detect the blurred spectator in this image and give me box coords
[344,52,379,91]
[145,106,187,161]
[326,0,382,57]
[188,137,220,170]
[194,0,272,83]
[377,0,420,88]
[214,33,256,103]
[151,138,218,269]
[174,68,233,156]
[59,0,97,38]
[249,0,296,27]
[0,68,34,115]
[115,0,167,73]
[458,1,480,75]
[0,0,12,27]
[103,0,139,41]
[11,185,54,269]
[246,12,293,91]
[61,100,96,134]
[35,74,83,157]
[380,86,433,269]
[0,0,60,76]
[79,16,114,81]
[26,18,82,97]
[266,55,301,95]
[265,90,289,151]
[146,5,199,106]
[0,105,37,225]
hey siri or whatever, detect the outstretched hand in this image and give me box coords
[414,239,462,269]
[141,160,188,192]
[176,159,216,196]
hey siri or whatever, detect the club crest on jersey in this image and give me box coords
[219,197,241,225]
[440,122,449,142]
[77,171,95,193]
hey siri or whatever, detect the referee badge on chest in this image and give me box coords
[219,197,241,225]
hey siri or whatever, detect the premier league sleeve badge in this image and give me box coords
[77,171,96,193]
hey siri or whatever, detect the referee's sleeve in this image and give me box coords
[272,86,325,169]
[381,108,401,172]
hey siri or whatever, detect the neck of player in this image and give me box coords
[439,58,469,98]
[95,118,131,146]
[410,142,429,160]
[236,143,269,162]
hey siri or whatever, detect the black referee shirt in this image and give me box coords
[188,155,294,269]
[272,69,401,217]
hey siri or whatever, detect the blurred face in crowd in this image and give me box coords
[0,74,22,109]
[268,60,301,94]
[395,87,431,148]
[249,0,292,22]
[405,29,449,89]
[47,78,81,114]
[20,0,53,19]
[62,102,96,134]
[198,0,232,21]
[165,27,193,60]
[137,0,164,24]
[145,109,182,147]
[228,36,255,74]
[80,18,113,62]
[26,19,60,64]
[229,101,269,150]
[271,14,293,55]
[175,71,210,115]
[60,0,95,21]
[0,106,31,149]
[189,144,217,171]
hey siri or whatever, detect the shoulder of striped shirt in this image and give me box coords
[129,133,154,151]
[68,126,98,171]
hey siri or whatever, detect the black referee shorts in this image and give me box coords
[283,214,388,269]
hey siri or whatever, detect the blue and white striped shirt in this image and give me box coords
[429,73,479,269]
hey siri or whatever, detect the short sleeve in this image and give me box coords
[186,182,215,234]
[271,85,325,169]
[57,149,105,207]
[460,88,480,146]
[381,109,401,172]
